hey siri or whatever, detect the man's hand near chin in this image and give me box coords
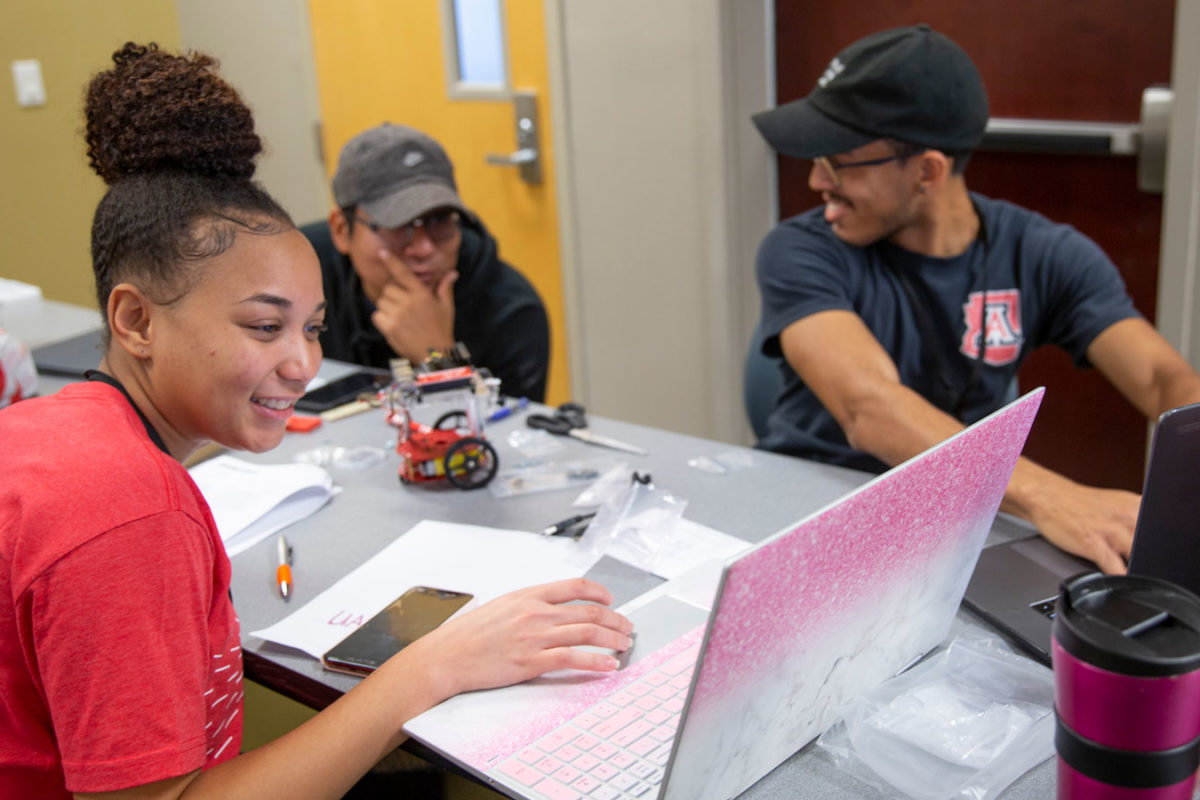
[370,247,458,364]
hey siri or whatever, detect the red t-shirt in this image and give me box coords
[0,382,242,797]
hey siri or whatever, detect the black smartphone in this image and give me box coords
[321,586,473,676]
[295,370,391,413]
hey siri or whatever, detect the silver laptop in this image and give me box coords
[404,389,1044,800]
[963,399,1200,666]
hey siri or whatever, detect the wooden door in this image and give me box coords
[774,2,1174,491]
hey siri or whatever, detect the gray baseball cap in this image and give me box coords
[331,123,469,227]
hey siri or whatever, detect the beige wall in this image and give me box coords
[175,0,329,226]
[549,0,773,442]
[0,1,181,309]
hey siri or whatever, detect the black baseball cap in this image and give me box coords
[752,25,989,160]
[332,123,469,227]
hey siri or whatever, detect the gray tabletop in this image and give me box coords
[224,377,1056,800]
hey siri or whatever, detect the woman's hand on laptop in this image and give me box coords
[407,577,635,702]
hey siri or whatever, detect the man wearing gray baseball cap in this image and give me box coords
[751,24,1200,574]
[302,123,549,400]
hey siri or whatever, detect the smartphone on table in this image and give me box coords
[322,586,473,676]
[295,370,391,413]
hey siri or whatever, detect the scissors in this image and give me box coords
[526,402,647,456]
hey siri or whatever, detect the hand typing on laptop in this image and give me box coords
[1002,459,1140,575]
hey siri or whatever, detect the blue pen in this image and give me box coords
[487,396,529,423]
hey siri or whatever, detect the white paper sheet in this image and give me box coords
[250,520,601,660]
[189,455,336,557]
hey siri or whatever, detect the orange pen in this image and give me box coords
[275,535,292,600]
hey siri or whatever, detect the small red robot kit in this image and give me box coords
[383,346,500,490]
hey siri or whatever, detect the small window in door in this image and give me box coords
[442,0,510,99]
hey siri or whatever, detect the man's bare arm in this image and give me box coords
[1087,317,1200,419]
[778,310,1135,573]
[780,310,970,460]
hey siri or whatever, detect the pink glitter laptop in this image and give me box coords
[404,389,1044,800]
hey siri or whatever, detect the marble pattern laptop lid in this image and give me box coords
[662,388,1043,800]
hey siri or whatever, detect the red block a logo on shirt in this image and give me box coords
[960,290,1022,365]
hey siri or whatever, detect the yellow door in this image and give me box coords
[307,1,569,404]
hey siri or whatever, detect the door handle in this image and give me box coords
[486,147,537,166]
[485,91,542,185]
[976,86,1172,194]
[979,118,1139,155]
[1138,86,1171,193]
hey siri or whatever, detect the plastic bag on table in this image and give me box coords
[488,457,618,499]
[293,444,386,472]
[815,632,1055,800]
[571,462,632,508]
[575,474,687,574]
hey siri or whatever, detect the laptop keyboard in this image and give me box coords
[495,642,701,800]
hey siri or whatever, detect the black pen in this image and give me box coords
[542,512,597,536]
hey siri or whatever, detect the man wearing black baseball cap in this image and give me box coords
[301,123,550,400]
[751,25,1200,574]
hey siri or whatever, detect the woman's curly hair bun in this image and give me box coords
[85,42,263,185]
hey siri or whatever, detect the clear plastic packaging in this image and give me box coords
[686,456,726,474]
[816,633,1055,800]
[293,444,387,472]
[687,449,755,475]
[487,457,617,499]
[575,475,687,573]
[505,428,566,459]
[713,449,754,472]
[571,462,632,508]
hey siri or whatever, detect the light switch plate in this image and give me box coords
[12,60,46,108]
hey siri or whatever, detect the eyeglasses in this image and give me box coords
[354,209,461,249]
[813,153,909,188]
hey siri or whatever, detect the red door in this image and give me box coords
[772,1,1174,491]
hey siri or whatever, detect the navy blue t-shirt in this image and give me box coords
[756,193,1139,472]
